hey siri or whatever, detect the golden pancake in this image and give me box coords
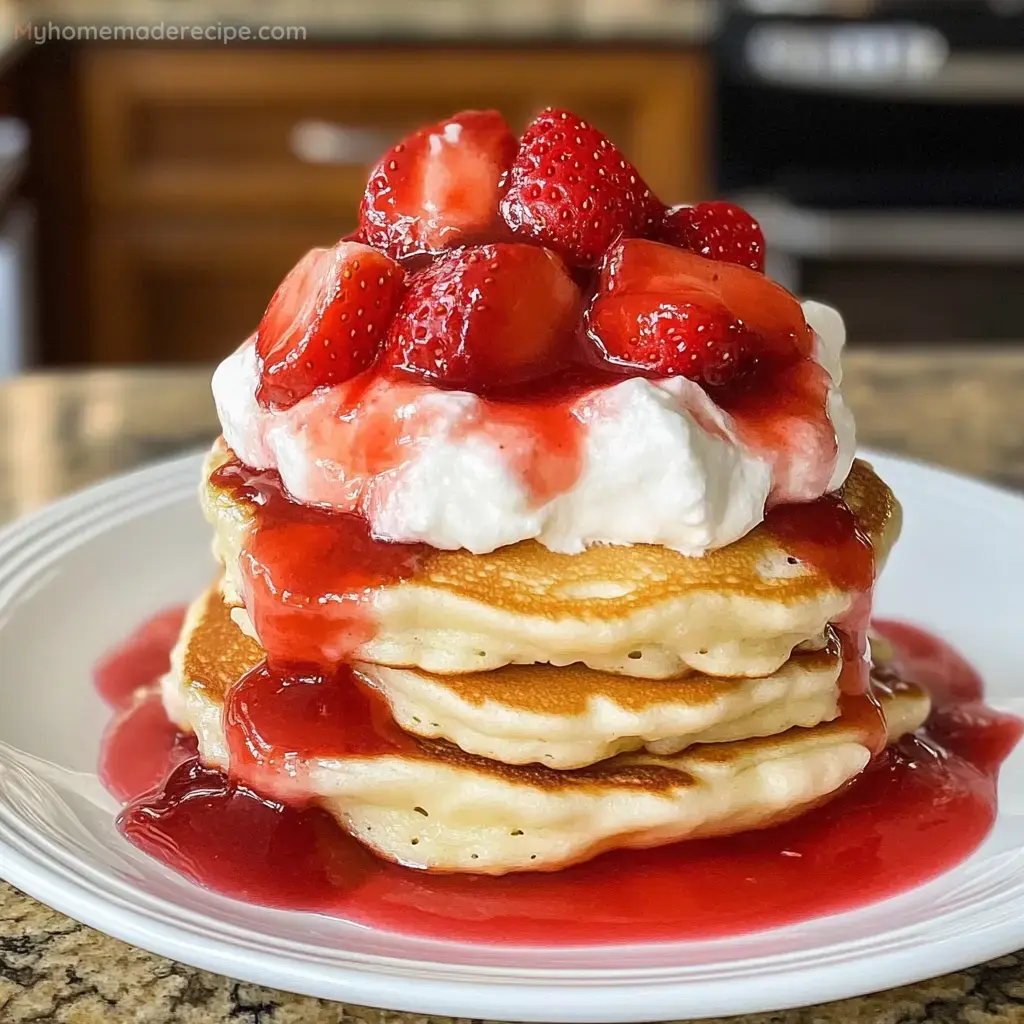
[354,642,843,769]
[183,585,843,769]
[161,585,929,874]
[204,440,900,679]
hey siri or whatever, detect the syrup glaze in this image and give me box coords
[210,458,427,663]
[222,662,417,802]
[94,604,187,708]
[217,631,888,786]
[100,606,1020,944]
[763,488,881,743]
[260,366,601,513]
[157,456,882,861]
[718,359,838,500]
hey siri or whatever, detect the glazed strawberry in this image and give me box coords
[586,239,811,383]
[598,240,810,355]
[588,292,757,384]
[656,201,766,273]
[358,109,516,261]
[256,241,404,409]
[499,108,658,267]
[385,243,580,390]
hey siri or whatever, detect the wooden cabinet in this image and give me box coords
[88,217,346,364]
[66,46,709,365]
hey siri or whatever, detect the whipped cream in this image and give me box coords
[812,302,857,494]
[213,300,855,556]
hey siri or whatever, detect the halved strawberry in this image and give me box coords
[358,109,516,261]
[656,201,766,273]
[586,239,811,384]
[499,108,658,267]
[597,240,810,355]
[256,241,404,409]
[384,243,580,391]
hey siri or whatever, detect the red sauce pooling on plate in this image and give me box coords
[98,691,197,803]
[93,604,187,709]
[101,610,1021,945]
[92,605,195,800]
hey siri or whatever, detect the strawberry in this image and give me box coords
[256,241,404,409]
[358,109,516,261]
[588,292,757,385]
[384,243,580,391]
[599,240,810,353]
[586,239,810,384]
[656,201,766,273]
[499,108,658,267]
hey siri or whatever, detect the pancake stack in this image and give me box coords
[158,107,930,877]
[159,443,929,874]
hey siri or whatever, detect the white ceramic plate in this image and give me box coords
[1,449,1023,1022]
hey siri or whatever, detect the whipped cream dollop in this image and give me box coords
[213,300,855,556]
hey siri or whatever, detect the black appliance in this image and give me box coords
[715,0,1024,343]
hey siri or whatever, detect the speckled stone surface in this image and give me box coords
[1,349,1024,1023]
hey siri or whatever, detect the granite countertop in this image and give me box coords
[2,348,1024,1023]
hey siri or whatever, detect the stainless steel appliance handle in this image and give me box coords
[745,23,1024,101]
[736,197,1024,262]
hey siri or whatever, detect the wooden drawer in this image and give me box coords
[87,217,347,364]
[81,47,708,215]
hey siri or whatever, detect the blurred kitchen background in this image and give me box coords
[0,0,1021,375]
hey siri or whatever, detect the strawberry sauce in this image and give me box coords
[211,458,427,663]
[99,692,197,804]
[454,385,590,506]
[98,607,1020,945]
[719,359,839,502]
[93,604,187,709]
[765,490,878,725]
[264,367,599,517]
[222,663,419,802]
[763,491,874,595]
